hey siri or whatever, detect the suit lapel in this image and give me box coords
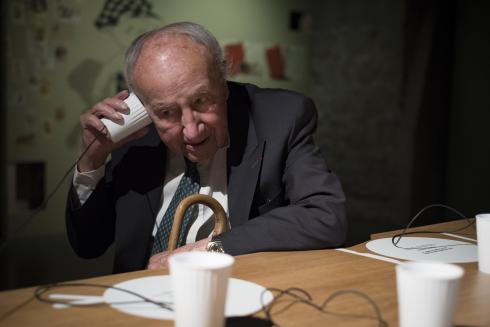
[227,83,264,227]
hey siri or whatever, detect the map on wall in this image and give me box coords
[69,0,161,106]
[7,0,162,148]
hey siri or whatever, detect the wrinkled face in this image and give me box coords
[132,34,229,163]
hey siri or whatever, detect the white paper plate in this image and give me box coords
[365,237,477,263]
[103,276,273,320]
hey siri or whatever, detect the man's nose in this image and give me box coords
[181,109,200,139]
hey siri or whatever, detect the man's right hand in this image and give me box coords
[77,90,149,172]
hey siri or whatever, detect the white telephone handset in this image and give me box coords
[100,93,151,143]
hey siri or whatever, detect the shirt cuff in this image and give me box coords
[73,165,105,206]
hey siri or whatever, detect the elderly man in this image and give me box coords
[66,22,346,273]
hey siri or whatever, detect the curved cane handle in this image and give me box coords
[167,194,228,251]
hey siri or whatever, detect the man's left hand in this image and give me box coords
[147,238,210,270]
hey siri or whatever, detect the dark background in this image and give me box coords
[310,0,490,244]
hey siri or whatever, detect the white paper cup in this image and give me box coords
[169,252,234,327]
[476,214,490,273]
[100,93,152,143]
[396,261,464,327]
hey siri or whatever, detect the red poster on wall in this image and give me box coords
[266,45,285,79]
[225,43,245,76]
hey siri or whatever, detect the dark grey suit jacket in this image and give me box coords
[66,82,347,273]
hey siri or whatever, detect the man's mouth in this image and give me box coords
[185,137,209,149]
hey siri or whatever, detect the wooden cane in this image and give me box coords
[167,194,228,251]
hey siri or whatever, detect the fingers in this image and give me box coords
[89,91,130,119]
[77,91,133,171]
[115,89,130,100]
[147,241,209,270]
[80,111,108,135]
[80,92,133,140]
[103,95,131,115]
[91,98,128,122]
[147,252,170,270]
[148,261,160,270]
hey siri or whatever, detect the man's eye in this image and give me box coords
[156,109,175,120]
[194,97,209,109]
[155,110,168,118]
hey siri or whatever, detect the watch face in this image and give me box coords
[207,241,225,253]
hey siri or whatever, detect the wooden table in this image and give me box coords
[1,220,488,326]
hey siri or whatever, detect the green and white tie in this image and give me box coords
[151,158,200,255]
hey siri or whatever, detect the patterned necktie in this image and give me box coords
[151,158,200,255]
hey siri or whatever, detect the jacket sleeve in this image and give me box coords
[220,97,347,255]
[65,166,116,259]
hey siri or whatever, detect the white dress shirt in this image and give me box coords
[73,147,229,245]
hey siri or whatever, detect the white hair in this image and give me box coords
[124,22,227,91]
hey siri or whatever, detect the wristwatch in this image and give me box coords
[206,235,225,253]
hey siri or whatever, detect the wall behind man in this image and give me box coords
[310,0,407,244]
[1,2,7,257]
[445,1,490,216]
[310,0,490,244]
[1,0,312,290]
